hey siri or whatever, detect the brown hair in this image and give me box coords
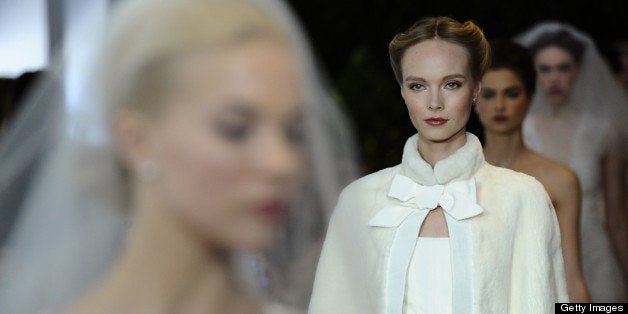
[389,16,490,84]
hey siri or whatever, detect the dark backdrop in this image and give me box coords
[286,0,628,173]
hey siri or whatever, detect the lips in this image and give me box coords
[493,115,508,122]
[548,87,563,95]
[255,199,286,222]
[424,117,448,126]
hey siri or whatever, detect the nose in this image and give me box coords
[495,95,505,112]
[547,69,560,83]
[427,92,443,110]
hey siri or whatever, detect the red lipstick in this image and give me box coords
[256,200,286,221]
[425,117,448,126]
[493,114,508,122]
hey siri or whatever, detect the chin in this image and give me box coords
[236,223,278,252]
[419,128,465,144]
[548,95,568,106]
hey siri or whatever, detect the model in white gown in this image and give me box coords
[518,21,628,302]
[524,108,626,302]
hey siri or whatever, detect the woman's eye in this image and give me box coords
[558,64,573,73]
[444,81,461,89]
[505,91,521,99]
[480,91,495,99]
[216,120,251,141]
[408,83,425,91]
[537,65,550,73]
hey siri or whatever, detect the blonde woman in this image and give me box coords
[0,0,357,312]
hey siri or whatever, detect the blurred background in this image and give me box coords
[1,0,627,173]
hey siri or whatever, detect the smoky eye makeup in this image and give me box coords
[557,63,574,72]
[504,88,523,99]
[213,103,258,141]
[480,90,495,99]
[214,115,253,141]
[537,64,550,73]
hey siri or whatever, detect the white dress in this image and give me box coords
[310,133,568,314]
[524,109,627,302]
[404,237,452,314]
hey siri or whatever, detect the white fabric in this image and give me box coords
[524,111,627,301]
[368,174,482,314]
[517,21,628,302]
[309,132,568,314]
[404,238,452,314]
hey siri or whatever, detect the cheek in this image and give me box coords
[447,93,472,120]
[564,71,579,87]
[475,102,490,119]
[403,94,426,123]
[537,74,552,88]
[508,99,529,122]
[158,126,245,212]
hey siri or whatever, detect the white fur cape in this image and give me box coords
[309,133,568,313]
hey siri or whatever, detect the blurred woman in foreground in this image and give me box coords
[0,0,357,312]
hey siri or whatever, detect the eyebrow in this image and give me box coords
[404,74,467,82]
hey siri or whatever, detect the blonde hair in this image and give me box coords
[97,0,289,121]
[389,16,490,84]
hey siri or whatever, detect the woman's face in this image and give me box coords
[134,40,304,251]
[477,68,530,135]
[534,46,580,106]
[400,39,479,147]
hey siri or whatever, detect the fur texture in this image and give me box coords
[309,133,568,313]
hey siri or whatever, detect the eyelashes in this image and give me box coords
[214,116,303,145]
[407,81,463,91]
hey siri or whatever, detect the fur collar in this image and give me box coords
[400,132,484,186]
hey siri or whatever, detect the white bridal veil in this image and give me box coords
[516,21,628,145]
[0,0,359,312]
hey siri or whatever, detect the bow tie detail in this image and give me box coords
[368,174,484,314]
[369,174,484,227]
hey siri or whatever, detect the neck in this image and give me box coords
[417,131,467,167]
[482,129,525,169]
[546,98,573,116]
[74,193,259,313]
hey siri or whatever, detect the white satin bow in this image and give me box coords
[368,174,484,314]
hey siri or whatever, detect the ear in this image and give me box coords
[473,81,481,100]
[113,109,153,172]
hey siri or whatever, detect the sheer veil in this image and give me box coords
[0,0,359,312]
[515,21,628,150]
[516,21,628,302]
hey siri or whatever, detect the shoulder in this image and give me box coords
[523,151,580,196]
[477,162,546,194]
[477,162,557,224]
[340,165,400,199]
[477,162,553,212]
[329,165,401,222]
